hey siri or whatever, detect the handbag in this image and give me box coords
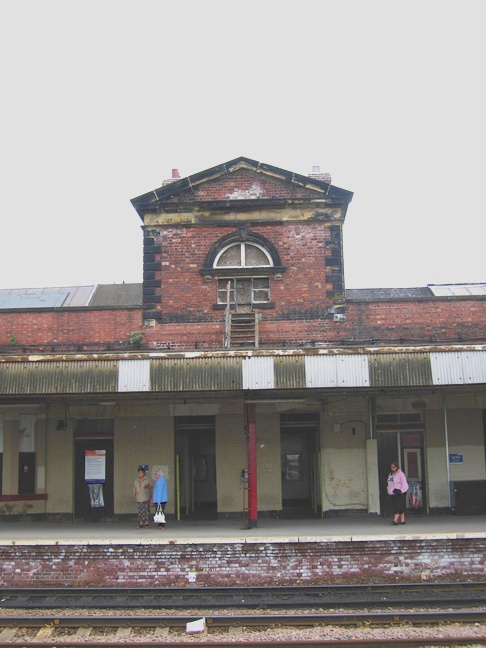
[154,504,165,524]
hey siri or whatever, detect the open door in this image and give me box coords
[280,413,321,519]
[175,416,217,520]
[377,415,426,516]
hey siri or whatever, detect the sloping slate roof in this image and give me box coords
[347,285,486,301]
[429,283,486,297]
[89,284,143,307]
[0,285,96,309]
[131,156,354,216]
[2,283,484,310]
[346,287,433,301]
[0,284,142,309]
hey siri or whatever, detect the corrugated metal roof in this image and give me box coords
[430,350,486,385]
[305,355,370,388]
[0,360,117,394]
[274,356,306,389]
[369,353,432,387]
[242,357,275,390]
[151,357,243,391]
[0,349,485,396]
[118,359,150,391]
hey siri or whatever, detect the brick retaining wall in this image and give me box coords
[1,539,485,587]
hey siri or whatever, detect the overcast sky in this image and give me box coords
[1,1,484,290]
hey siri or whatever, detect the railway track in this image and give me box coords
[0,583,485,646]
[1,581,486,609]
[0,611,485,646]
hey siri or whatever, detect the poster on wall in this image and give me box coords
[85,449,106,483]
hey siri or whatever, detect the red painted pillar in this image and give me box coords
[245,402,258,527]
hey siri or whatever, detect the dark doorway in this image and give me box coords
[74,437,114,521]
[280,413,321,519]
[377,424,426,516]
[483,410,486,474]
[18,452,36,494]
[175,416,217,520]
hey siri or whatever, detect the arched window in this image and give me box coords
[201,230,285,310]
[214,242,273,269]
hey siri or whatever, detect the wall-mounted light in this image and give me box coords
[55,404,68,431]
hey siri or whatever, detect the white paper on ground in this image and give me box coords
[186,617,206,634]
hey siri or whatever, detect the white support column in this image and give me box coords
[366,438,380,514]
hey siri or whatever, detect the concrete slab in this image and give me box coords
[0,513,485,546]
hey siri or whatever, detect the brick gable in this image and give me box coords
[164,169,324,203]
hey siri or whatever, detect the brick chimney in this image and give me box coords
[161,168,181,186]
[308,165,331,185]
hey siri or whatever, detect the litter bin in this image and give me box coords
[451,480,486,515]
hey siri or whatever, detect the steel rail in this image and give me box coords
[0,639,483,648]
[1,582,486,609]
[0,638,484,648]
[1,610,486,626]
[0,613,485,647]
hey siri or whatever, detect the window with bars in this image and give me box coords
[217,277,270,305]
[215,242,273,307]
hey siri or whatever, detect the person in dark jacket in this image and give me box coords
[387,462,409,525]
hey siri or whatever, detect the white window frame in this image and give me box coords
[214,242,273,268]
[217,277,271,305]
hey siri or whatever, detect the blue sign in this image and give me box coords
[449,453,463,464]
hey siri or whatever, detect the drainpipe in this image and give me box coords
[443,397,452,509]
[245,402,258,527]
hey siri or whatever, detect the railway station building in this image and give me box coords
[1,157,486,526]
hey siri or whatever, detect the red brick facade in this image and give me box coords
[1,158,485,352]
[163,169,324,203]
[1,297,485,353]
[1,539,484,587]
[143,222,334,320]
[0,308,142,352]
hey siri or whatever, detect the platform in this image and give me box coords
[1,514,485,588]
[1,512,485,546]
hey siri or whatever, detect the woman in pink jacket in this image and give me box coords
[387,462,409,525]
